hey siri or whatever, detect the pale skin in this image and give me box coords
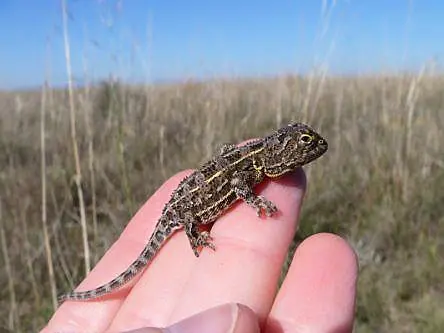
[42,168,358,333]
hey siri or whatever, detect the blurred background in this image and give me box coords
[0,1,443,331]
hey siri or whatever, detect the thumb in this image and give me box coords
[122,303,260,333]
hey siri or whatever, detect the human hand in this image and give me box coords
[42,168,358,333]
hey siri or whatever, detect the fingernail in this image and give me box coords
[167,303,256,333]
[122,303,259,333]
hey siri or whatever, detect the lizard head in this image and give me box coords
[261,122,328,178]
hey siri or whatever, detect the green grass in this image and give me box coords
[0,74,443,332]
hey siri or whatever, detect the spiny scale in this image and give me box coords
[58,122,328,303]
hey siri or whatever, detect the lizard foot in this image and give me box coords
[192,231,216,257]
[253,196,278,217]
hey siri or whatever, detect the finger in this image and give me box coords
[266,233,358,333]
[122,303,260,333]
[108,140,264,331]
[42,171,192,333]
[170,169,307,324]
[107,191,201,329]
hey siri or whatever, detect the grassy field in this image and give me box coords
[0,73,443,332]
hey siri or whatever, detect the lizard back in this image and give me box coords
[58,122,328,303]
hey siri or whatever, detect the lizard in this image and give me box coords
[58,122,328,303]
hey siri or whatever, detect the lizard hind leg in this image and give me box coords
[184,216,216,257]
[218,143,237,155]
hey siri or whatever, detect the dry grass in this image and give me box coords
[0,73,443,332]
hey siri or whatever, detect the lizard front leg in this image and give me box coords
[231,172,278,217]
[184,212,216,257]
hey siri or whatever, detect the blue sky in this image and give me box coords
[0,0,442,89]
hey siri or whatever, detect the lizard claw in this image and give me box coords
[198,231,216,250]
[255,196,277,217]
[192,231,216,257]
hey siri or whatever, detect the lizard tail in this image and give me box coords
[58,224,169,303]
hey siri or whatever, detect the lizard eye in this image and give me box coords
[299,134,313,144]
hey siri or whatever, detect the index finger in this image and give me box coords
[41,171,193,333]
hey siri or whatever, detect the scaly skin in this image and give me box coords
[58,122,328,303]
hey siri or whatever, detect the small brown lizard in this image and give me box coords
[58,122,328,303]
